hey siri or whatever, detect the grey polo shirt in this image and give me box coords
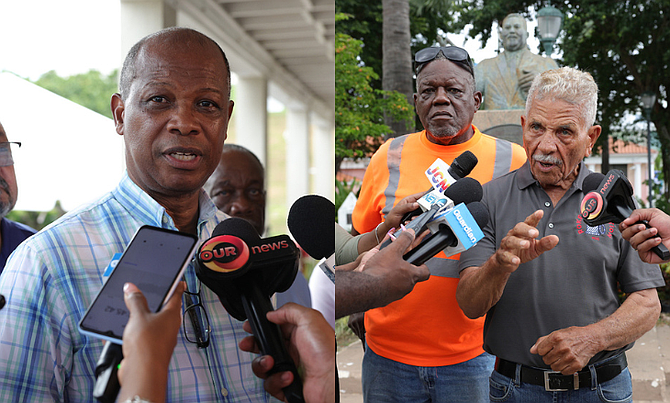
[458,161,665,368]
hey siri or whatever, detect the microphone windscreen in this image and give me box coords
[466,201,489,229]
[448,151,478,179]
[287,194,335,260]
[444,177,483,205]
[582,172,605,194]
[213,217,261,241]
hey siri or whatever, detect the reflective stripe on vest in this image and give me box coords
[381,136,407,218]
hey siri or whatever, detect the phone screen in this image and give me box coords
[79,226,198,344]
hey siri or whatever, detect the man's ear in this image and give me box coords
[111,93,125,136]
[473,91,482,111]
[586,125,602,157]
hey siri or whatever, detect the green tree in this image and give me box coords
[456,0,670,205]
[33,69,119,119]
[336,14,414,173]
[382,0,414,137]
[337,0,460,137]
[337,0,459,92]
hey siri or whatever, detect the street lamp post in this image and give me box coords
[641,91,657,207]
[537,3,563,56]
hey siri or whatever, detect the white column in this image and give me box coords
[633,162,643,203]
[285,106,310,207]
[310,112,335,201]
[233,76,268,166]
[119,0,176,59]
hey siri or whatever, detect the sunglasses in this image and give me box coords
[414,46,474,77]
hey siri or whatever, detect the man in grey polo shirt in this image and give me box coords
[456,67,664,402]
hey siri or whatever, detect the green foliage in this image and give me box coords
[335,316,358,348]
[7,201,66,231]
[457,0,670,206]
[33,69,119,119]
[337,0,458,91]
[335,177,360,221]
[335,16,414,172]
[646,153,670,212]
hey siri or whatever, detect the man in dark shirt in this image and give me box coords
[0,122,35,272]
[457,67,663,402]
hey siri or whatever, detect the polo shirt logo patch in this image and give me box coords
[576,213,615,239]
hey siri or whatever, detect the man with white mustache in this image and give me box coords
[0,122,35,272]
[475,13,559,110]
[457,67,663,402]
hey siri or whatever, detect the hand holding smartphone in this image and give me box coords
[79,226,198,344]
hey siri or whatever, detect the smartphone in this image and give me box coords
[79,225,198,344]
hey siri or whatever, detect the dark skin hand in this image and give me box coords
[355,191,425,253]
[619,208,670,264]
[238,303,335,403]
[335,229,431,318]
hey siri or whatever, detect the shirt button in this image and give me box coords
[548,223,554,229]
[544,201,551,207]
[221,388,229,397]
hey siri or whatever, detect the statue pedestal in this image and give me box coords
[473,109,525,146]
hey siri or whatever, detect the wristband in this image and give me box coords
[374,222,384,244]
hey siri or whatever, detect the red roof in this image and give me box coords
[607,138,652,154]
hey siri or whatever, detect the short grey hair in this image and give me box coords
[525,67,598,127]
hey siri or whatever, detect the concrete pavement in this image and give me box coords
[337,320,670,402]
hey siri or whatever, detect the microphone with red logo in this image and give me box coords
[580,170,670,260]
[195,218,304,403]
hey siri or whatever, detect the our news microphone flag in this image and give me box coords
[580,170,670,261]
[287,194,336,282]
[195,218,305,403]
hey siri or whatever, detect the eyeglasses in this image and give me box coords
[183,281,211,349]
[414,46,474,77]
[0,142,21,167]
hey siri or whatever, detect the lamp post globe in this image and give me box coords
[537,4,563,56]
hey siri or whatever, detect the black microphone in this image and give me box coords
[403,201,489,265]
[195,218,305,403]
[379,177,483,250]
[449,150,479,179]
[580,170,670,260]
[287,194,335,282]
[402,151,479,223]
[92,342,123,403]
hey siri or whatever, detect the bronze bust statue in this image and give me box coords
[475,13,559,110]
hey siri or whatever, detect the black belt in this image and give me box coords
[494,354,627,391]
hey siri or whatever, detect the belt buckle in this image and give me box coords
[543,371,579,391]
